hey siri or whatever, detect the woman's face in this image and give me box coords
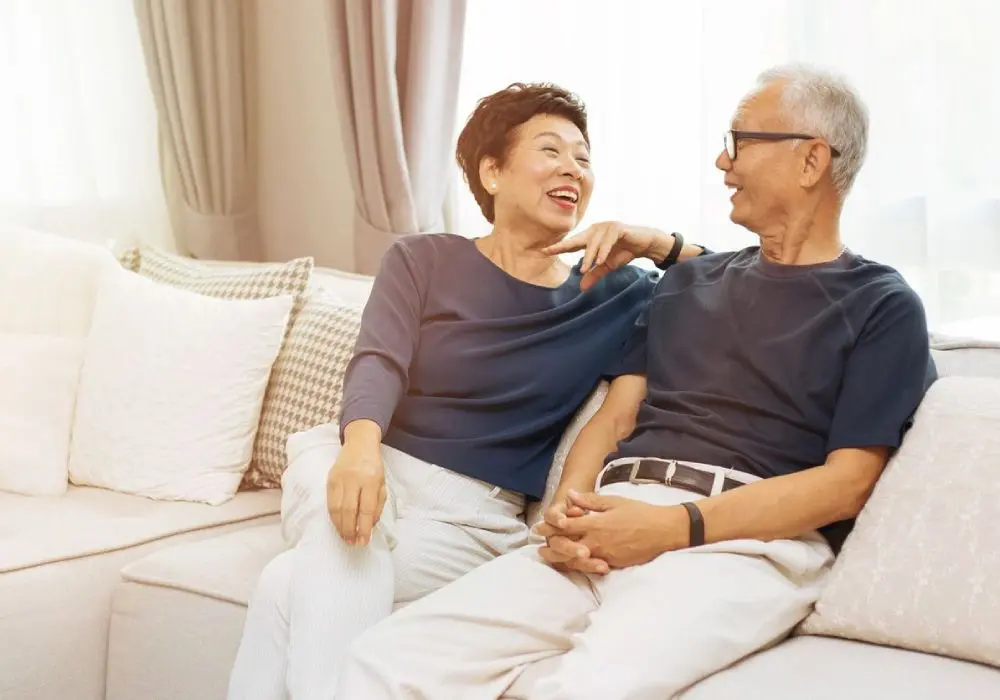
[486,114,594,235]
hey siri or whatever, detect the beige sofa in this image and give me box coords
[4,242,1000,700]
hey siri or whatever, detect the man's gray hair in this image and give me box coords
[754,64,869,198]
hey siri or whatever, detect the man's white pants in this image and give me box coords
[226,422,529,700]
[337,459,835,700]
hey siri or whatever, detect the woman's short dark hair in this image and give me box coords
[455,82,589,223]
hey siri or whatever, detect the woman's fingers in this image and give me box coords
[355,475,383,545]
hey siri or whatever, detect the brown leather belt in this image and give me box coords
[599,460,745,498]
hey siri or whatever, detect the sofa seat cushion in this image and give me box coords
[118,521,286,605]
[1,485,280,574]
[679,636,1000,700]
[105,524,287,700]
[0,488,279,700]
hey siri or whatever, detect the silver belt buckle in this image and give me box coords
[629,459,678,486]
[664,459,677,487]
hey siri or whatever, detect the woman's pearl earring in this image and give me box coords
[490,183,497,191]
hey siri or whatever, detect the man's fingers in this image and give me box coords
[548,534,590,560]
[594,227,621,267]
[567,556,610,575]
[567,489,615,512]
[543,502,569,529]
[580,225,607,273]
[543,232,588,255]
[580,264,611,291]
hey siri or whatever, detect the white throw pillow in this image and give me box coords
[68,267,294,504]
[0,335,84,496]
[0,228,117,335]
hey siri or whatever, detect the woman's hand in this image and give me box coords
[543,222,676,290]
[326,421,387,546]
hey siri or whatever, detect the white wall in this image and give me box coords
[254,0,355,271]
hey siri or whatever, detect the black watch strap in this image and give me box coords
[681,501,705,547]
[655,232,685,270]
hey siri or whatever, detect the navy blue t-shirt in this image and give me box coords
[608,247,935,551]
[340,233,658,499]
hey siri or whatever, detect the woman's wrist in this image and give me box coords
[342,419,383,452]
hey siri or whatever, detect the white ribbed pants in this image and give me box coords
[337,459,835,700]
[226,423,529,700]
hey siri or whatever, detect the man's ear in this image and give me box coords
[800,141,833,189]
[479,157,500,193]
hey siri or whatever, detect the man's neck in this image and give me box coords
[757,203,844,266]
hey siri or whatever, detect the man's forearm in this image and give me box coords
[674,454,883,549]
[554,420,623,497]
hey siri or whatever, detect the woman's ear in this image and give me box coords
[479,157,499,194]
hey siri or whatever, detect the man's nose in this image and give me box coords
[715,148,733,172]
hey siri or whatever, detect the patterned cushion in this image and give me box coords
[251,290,364,487]
[119,247,314,487]
[798,376,1000,668]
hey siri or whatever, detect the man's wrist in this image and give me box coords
[656,504,692,553]
[643,229,676,265]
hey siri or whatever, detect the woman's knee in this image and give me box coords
[248,550,294,623]
[280,430,341,545]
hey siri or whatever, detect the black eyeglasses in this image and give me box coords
[724,130,841,160]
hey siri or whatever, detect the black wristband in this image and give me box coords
[680,501,705,547]
[655,232,685,270]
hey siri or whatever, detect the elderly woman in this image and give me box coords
[227,83,703,700]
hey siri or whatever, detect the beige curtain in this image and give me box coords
[328,0,467,274]
[133,0,259,261]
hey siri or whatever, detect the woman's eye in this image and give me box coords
[542,146,559,155]
[577,156,590,165]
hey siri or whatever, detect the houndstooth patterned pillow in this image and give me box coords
[119,246,315,487]
[252,290,364,487]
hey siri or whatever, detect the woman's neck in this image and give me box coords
[476,223,571,287]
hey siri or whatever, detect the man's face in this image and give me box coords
[715,82,805,233]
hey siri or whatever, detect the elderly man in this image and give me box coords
[334,65,935,699]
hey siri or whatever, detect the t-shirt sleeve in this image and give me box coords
[339,241,427,440]
[826,287,932,453]
[601,294,651,379]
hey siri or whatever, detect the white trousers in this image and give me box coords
[337,458,835,700]
[226,423,530,700]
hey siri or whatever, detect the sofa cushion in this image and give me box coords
[931,331,1000,380]
[0,487,279,700]
[799,376,1000,668]
[119,246,314,489]
[104,524,286,700]
[252,290,364,488]
[68,267,294,504]
[678,636,1000,700]
[0,485,280,575]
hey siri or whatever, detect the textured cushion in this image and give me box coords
[798,376,1000,668]
[0,335,83,496]
[68,266,294,504]
[119,246,314,487]
[525,381,609,528]
[252,290,364,487]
